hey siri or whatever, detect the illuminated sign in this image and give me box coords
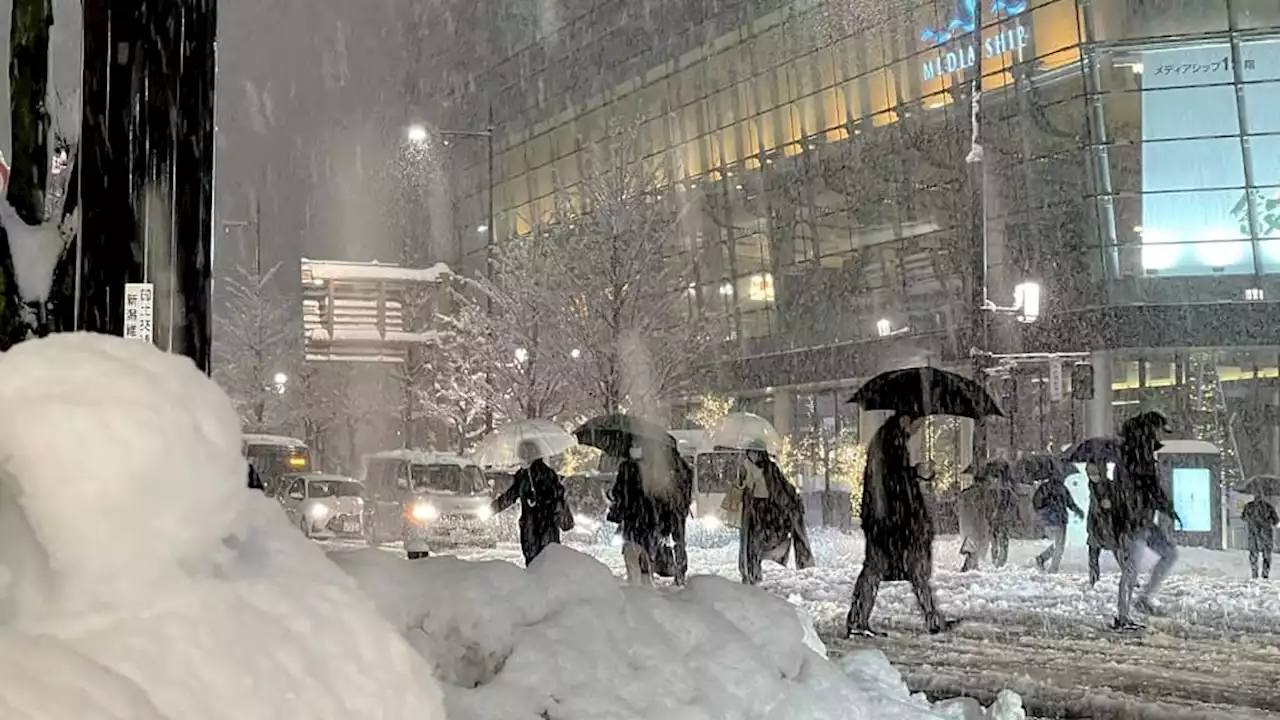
[920,0,1028,45]
[920,0,1029,82]
[1172,467,1213,533]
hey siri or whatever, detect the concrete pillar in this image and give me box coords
[773,389,794,439]
[958,418,975,479]
[1087,350,1113,438]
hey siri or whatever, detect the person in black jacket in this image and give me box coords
[1112,411,1179,629]
[1242,497,1279,580]
[609,445,661,586]
[738,445,813,585]
[655,448,693,585]
[985,460,1017,568]
[846,412,954,637]
[491,441,574,565]
[247,463,264,491]
[1085,461,1118,586]
[1033,473,1084,573]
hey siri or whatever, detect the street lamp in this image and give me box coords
[272,372,289,395]
[982,281,1042,324]
[406,124,429,144]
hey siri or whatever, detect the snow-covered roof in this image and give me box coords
[243,433,307,447]
[363,449,479,468]
[301,259,451,284]
[1158,439,1221,456]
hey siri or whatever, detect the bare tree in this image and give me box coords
[545,122,718,416]
[213,261,296,428]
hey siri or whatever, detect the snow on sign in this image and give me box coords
[124,283,155,342]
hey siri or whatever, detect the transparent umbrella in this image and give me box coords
[705,412,784,457]
[471,420,577,469]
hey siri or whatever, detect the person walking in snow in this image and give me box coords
[1085,461,1119,586]
[655,448,693,585]
[1032,471,1084,573]
[957,467,995,572]
[608,445,662,586]
[984,459,1017,568]
[737,443,813,585]
[247,462,264,492]
[1243,496,1278,580]
[491,441,575,566]
[847,412,954,637]
[1112,411,1180,630]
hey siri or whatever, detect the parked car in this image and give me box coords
[276,473,365,539]
[361,450,497,559]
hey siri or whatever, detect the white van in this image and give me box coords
[360,450,496,558]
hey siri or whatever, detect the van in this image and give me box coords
[360,450,496,558]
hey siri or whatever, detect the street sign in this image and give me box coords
[1048,358,1064,402]
[124,283,154,342]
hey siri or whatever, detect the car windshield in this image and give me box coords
[411,464,486,495]
[307,480,362,499]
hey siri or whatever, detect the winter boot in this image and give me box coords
[1112,616,1146,632]
[927,618,962,635]
[843,619,886,639]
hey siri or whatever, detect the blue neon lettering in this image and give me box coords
[920,0,1028,46]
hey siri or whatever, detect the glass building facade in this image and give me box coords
[449,0,1280,479]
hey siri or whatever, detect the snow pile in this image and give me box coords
[334,545,1023,720]
[0,197,66,303]
[0,333,445,720]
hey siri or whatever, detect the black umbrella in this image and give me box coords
[574,414,676,457]
[1241,475,1280,497]
[1063,436,1122,468]
[847,367,1003,419]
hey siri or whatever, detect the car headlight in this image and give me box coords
[411,502,439,522]
[308,505,331,521]
[699,514,723,531]
[474,505,493,522]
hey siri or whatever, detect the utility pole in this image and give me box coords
[968,1,991,463]
[78,0,217,372]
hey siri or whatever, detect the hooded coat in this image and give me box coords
[860,416,932,582]
[492,459,573,564]
[957,481,993,556]
[1113,414,1175,539]
[1243,498,1278,550]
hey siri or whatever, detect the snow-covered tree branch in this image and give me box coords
[212,260,297,429]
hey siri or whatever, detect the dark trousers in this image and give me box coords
[991,529,1009,567]
[669,513,688,585]
[1249,541,1273,579]
[847,543,941,632]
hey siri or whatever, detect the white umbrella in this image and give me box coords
[705,412,784,457]
[471,419,578,469]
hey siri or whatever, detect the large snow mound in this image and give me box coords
[0,333,446,719]
[334,545,1025,720]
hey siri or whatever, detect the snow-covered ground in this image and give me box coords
[328,530,1280,718]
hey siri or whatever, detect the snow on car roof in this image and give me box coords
[284,473,360,484]
[1158,439,1221,455]
[363,449,480,467]
[243,433,307,447]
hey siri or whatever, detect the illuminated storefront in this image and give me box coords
[455,0,1280,478]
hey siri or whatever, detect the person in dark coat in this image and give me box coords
[957,471,994,572]
[1112,411,1179,629]
[1033,472,1084,573]
[738,444,813,585]
[1242,497,1279,580]
[654,449,693,585]
[985,460,1017,568]
[846,412,953,637]
[1085,461,1119,586]
[491,441,574,566]
[609,445,662,586]
[247,463,264,491]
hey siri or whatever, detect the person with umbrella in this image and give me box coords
[490,440,575,566]
[1112,411,1180,630]
[1242,494,1278,580]
[656,446,693,585]
[608,443,664,586]
[844,367,999,636]
[1085,461,1119,586]
[1032,468,1084,573]
[737,440,813,585]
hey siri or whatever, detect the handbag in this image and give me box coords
[652,543,678,578]
[555,493,575,532]
[720,484,743,518]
